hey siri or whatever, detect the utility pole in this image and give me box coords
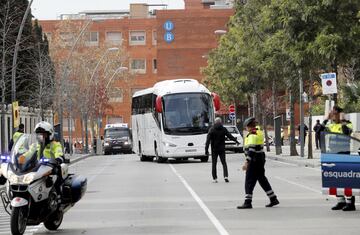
[299,69,305,158]
[11,0,34,132]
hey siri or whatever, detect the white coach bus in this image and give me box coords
[131,79,220,163]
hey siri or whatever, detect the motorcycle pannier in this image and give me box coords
[63,174,87,204]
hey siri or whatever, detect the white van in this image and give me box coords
[224,125,243,153]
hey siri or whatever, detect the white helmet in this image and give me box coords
[34,121,55,140]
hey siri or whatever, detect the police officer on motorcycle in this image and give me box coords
[34,121,65,195]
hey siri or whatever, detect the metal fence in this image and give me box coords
[0,104,53,153]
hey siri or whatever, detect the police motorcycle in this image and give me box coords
[0,134,87,235]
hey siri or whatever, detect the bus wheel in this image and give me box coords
[139,144,147,161]
[201,156,209,162]
[155,148,167,163]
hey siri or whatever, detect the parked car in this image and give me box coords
[224,125,243,153]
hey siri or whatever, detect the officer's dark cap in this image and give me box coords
[244,117,256,127]
[18,123,24,129]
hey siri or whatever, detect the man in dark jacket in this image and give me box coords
[313,120,322,149]
[205,117,239,183]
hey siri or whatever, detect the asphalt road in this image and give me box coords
[2,153,360,235]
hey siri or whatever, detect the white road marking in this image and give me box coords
[169,164,229,235]
[267,158,321,171]
[275,176,322,194]
[267,159,297,167]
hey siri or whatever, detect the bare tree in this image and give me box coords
[0,0,27,152]
[26,43,55,120]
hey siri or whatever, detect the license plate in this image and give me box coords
[113,146,121,149]
[185,149,197,152]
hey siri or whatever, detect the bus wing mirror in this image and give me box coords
[155,96,163,113]
[212,93,221,111]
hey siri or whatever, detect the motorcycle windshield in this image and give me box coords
[10,134,40,173]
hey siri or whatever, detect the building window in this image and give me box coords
[130,59,146,74]
[131,88,145,98]
[108,88,124,103]
[63,118,75,131]
[152,30,157,45]
[106,32,122,45]
[129,31,146,45]
[153,59,157,73]
[44,32,52,42]
[85,32,99,46]
[107,116,123,124]
[59,32,74,46]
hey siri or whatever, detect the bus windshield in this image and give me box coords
[163,93,214,135]
[104,128,129,139]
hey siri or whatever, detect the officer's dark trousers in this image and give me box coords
[212,151,228,180]
[245,153,273,198]
[315,134,321,149]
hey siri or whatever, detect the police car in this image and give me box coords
[103,123,133,155]
[224,125,243,153]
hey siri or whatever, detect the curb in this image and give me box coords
[266,154,321,168]
[68,154,93,165]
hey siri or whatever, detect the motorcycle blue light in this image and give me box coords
[0,155,10,163]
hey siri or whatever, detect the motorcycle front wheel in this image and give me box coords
[10,206,28,235]
[44,210,63,231]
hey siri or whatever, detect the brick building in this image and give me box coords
[39,0,234,141]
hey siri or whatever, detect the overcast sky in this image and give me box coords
[32,0,185,20]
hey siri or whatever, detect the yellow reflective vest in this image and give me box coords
[12,131,23,143]
[244,126,264,159]
[326,122,352,134]
[42,141,64,160]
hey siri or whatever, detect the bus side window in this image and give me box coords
[152,94,161,126]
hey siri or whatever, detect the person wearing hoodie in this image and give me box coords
[205,117,239,183]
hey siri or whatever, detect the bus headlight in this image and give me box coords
[163,142,177,147]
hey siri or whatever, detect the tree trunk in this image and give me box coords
[289,89,299,156]
[263,113,270,152]
[247,94,251,117]
[308,71,314,159]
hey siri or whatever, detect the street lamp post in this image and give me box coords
[93,66,128,154]
[83,47,119,153]
[11,0,34,134]
[59,18,98,148]
[299,69,305,158]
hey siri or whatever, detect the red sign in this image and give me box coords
[229,104,235,113]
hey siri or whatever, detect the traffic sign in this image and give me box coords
[321,73,337,95]
[229,113,236,120]
[164,32,174,43]
[229,104,235,113]
[163,20,174,31]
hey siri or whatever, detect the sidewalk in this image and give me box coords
[65,153,93,165]
[265,145,321,168]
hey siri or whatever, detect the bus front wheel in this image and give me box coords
[155,147,167,163]
[201,156,209,162]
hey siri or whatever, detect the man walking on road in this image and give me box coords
[313,120,322,149]
[205,117,239,183]
[237,117,279,209]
